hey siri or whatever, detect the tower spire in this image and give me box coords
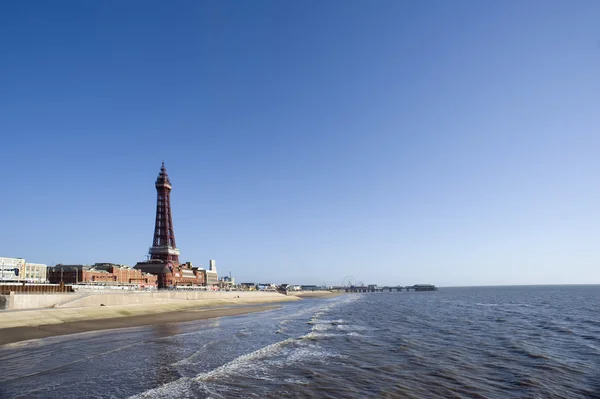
[149,162,180,264]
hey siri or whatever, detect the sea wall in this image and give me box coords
[59,291,287,308]
[3,290,290,310]
[6,292,88,310]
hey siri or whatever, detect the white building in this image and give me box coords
[0,257,25,281]
[206,259,218,287]
[0,257,48,282]
[23,262,48,283]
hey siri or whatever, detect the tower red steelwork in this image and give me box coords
[149,162,180,264]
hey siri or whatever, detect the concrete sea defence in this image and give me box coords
[1,290,294,310]
[1,292,88,310]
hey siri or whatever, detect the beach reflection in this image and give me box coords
[151,318,222,339]
[153,323,182,338]
[151,324,183,385]
[149,320,221,385]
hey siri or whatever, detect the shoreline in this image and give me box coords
[0,303,280,346]
[0,291,343,346]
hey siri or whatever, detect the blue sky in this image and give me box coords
[1,1,599,286]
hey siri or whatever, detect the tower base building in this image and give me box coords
[134,260,205,289]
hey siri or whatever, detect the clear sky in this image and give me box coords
[1,1,599,286]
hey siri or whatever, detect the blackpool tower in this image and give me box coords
[148,162,180,264]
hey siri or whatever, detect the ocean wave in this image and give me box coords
[285,344,347,363]
[170,341,219,368]
[346,331,364,337]
[190,296,356,381]
[336,324,371,332]
[128,378,195,399]
[303,331,338,340]
[194,337,295,382]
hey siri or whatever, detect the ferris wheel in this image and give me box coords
[342,276,356,287]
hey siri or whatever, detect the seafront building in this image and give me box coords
[203,260,219,287]
[0,257,24,281]
[22,262,48,283]
[0,257,47,283]
[219,275,235,289]
[47,263,157,288]
[134,163,216,288]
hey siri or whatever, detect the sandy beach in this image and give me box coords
[0,303,280,345]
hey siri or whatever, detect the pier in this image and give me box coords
[342,284,437,293]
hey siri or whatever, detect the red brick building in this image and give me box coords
[48,263,158,288]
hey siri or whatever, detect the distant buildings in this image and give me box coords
[237,282,277,291]
[300,285,321,291]
[219,275,235,290]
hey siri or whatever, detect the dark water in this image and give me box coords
[1,286,600,398]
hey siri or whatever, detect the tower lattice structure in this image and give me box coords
[149,162,180,264]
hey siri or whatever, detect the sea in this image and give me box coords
[1,285,599,399]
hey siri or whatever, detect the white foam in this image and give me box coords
[346,331,364,337]
[286,344,345,362]
[194,337,294,381]
[132,294,363,398]
[128,377,194,399]
[312,323,334,331]
[283,377,309,385]
[336,324,371,331]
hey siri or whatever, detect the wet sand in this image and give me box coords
[0,304,278,345]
